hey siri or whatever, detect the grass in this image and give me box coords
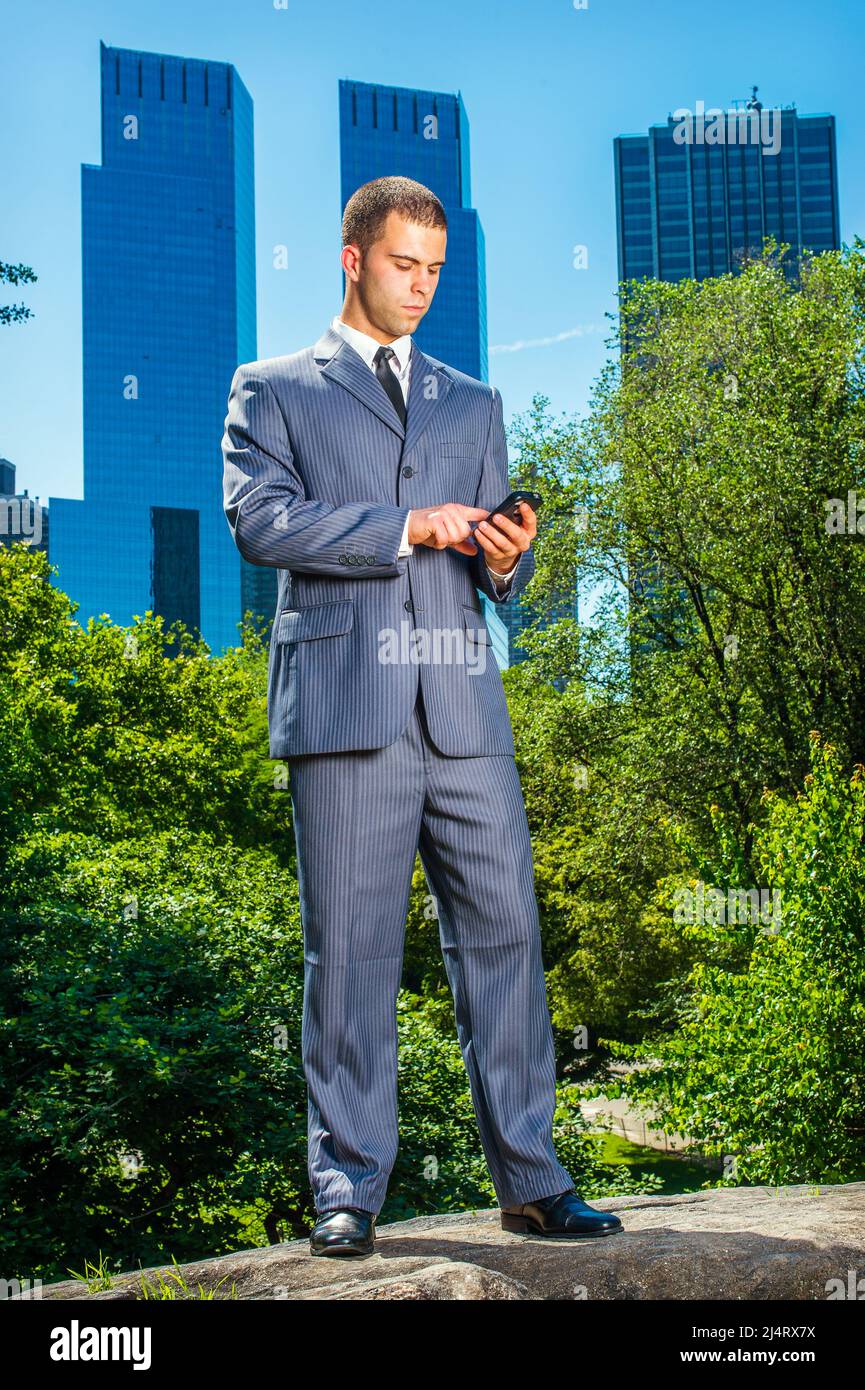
[589,1129,722,1194]
[67,1251,238,1300]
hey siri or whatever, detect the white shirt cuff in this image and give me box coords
[487,559,518,591]
[397,512,413,557]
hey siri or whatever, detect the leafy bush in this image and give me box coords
[592,735,865,1185]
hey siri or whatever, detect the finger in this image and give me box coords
[487,512,525,543]
[441,512,470,546]
[491,517,530,551]
[428,517,450,547]
[426,509,461,548]
[450,536,480,555]
[477,520,524,557]
[517,503,538,537]
[472,524,511,562]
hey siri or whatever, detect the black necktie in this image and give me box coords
[373,345,407,427]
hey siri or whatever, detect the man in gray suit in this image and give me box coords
[222,176,622,1255]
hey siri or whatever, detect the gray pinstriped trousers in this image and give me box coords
[287,684,574,1214]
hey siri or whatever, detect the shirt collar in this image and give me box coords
[331,315,413,378]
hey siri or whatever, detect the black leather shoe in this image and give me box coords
[309,1205,377,1256]
[501,1188,623,1238]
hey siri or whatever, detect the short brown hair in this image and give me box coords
[341,176,447,256]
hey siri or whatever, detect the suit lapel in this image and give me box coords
[313,324,452,457]
[402,341,452,460]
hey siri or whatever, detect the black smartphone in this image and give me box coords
[468,490,542,531]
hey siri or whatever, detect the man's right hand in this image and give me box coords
[407,504,490,556]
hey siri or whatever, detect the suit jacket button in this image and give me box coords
[402,465,414,478]
[404,600,413,611]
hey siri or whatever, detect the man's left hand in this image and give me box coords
[468,502,537,574]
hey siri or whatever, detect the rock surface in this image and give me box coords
[17,1182,865,1301]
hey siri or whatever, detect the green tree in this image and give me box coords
[0,261,37,325]
[589,735,865,1185]
[1,547,656,1283]
[501,241,865,1037]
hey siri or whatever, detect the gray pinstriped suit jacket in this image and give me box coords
[220,322,535,758]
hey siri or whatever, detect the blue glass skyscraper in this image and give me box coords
[615,94,841,663]
[615,94,840,284]
[49,42,260,652]
[339,79,487,380]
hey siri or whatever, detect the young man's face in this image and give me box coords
[345,211,446,340]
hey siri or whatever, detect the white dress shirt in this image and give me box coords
[331,316,518,592]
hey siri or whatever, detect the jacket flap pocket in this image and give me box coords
[277,599,354,643]
[462,604,490,643]
[439,441,480,457]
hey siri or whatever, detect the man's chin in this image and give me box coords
[395,312,424,334]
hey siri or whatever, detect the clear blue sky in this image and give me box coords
[2,0,863,504]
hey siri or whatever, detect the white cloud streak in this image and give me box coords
[490,324,606,354]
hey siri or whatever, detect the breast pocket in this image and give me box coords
[438,441,480,459]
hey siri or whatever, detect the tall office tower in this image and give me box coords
[0,459,49,555]
[615,93,840,284]
[496,591,578,667]
[339,78,577,664]
[49,42,264,653]
[615,94,840,664]
[339,79,487,379]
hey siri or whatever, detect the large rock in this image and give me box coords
[16,1182,865,1301]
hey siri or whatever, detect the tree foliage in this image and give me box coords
[1,547,651,1283]
[499,243,865,1182]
